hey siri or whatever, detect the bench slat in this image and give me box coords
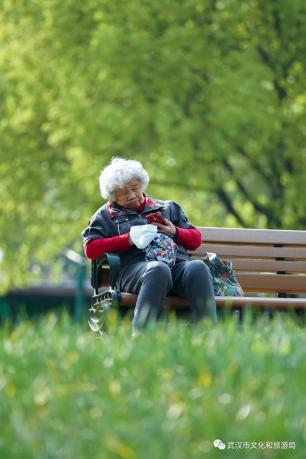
[119,293,306,310]
[217,296,306,310]
[191,244,306,259]
[110,273,306,294]
[226,259,306,273]
[199,227,306,245]
[190,256,306,272]
[237,273,306,294]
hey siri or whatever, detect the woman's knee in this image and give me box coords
[143,261,173,286]
[185,259,212,281]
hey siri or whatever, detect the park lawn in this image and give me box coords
[0,311,305,459]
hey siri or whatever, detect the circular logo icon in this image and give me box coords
[213,439,226,450]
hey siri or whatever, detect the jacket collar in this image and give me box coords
[107,195,164,218]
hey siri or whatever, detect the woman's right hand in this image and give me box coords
[152,218,177,238]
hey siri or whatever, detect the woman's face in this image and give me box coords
[113,179,145,209]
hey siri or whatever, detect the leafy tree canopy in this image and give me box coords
[0,0,305,289]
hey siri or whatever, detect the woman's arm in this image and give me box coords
[84,233,133,260]
[174,227,202,250]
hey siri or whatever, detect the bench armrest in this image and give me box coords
[91,252,121,294]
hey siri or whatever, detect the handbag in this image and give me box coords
[144,233,177,268]
[203,252,243,296]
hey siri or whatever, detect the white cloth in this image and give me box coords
[130,224,158,249]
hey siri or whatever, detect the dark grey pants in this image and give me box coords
[117,259,217,330]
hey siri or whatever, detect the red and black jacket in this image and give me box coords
[81,195,202,267]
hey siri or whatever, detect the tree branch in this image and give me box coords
[152,177,248,227]
[236,146,273,184]
[215,187,248,227]
[221,157,270,217]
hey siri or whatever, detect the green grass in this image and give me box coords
[0,311,306,459]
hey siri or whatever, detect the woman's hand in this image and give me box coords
[152,218,177,238]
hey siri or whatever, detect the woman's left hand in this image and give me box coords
[152,218,177,238]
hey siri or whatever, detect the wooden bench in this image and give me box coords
[90,227,306,323]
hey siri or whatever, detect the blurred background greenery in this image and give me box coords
[0,0,306,290]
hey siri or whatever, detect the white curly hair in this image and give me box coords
[99,157,150,200]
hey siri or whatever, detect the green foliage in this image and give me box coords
[0,0,306,287]
[0,313,305,458]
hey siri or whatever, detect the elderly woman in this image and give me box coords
[82,157,217,331]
